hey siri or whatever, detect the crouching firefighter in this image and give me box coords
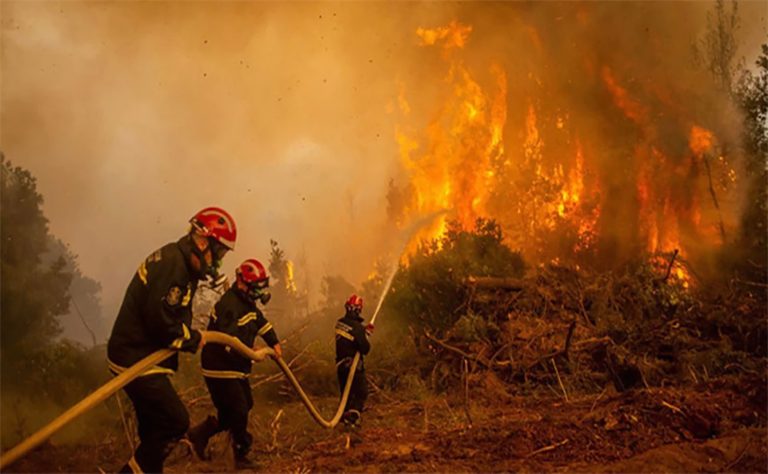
[189,259,282,468]
[107,207,237,473]
[335,294,374,428]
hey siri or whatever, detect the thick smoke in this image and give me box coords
[1,2,765,332]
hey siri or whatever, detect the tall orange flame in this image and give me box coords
[396,21,506,245]
[391,22,732,280]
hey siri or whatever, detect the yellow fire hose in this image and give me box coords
[206,331,364,429]
[0,212,439,470]
[0,331,362,470]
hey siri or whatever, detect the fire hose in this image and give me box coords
[0,212,437,470]
[0,331,363,470]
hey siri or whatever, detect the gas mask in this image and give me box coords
[246,279,271,305]
[255,290,271,306]
[192,237,228,279]
[207,239,229,279]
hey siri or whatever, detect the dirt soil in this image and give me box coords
[7,374,766,473]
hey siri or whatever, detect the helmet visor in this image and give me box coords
[252,278,269,290]
[209,239,230,260]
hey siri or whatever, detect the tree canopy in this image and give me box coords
[1,156,71,364]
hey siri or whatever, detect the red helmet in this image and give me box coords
[345,294,363,313]
[236,259,269,287]
[190,207,237,250]
[236,259,271,304]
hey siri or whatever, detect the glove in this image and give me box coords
[270,343,283,360]
[365,323,375,336]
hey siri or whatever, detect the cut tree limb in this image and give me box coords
[662,249,679,282]
[526,321,577,370]
[526,439,570,457]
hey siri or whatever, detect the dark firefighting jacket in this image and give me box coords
[335,311,370,371]
[200,286,279,379]
[107,236,203,377]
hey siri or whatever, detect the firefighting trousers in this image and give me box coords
[204,377,254,457]
[120,374,189,473]
[336,363,367,424]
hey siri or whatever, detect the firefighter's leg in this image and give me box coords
[229,380,253,469]
[187,412,220,460]
[121,374,189,473]
[337,364,357,426]
[206,378,253,466]
[345,369,368,427]
[230,379,255,467]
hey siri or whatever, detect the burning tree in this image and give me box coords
[388,15,746,286]
[267,239,307,327]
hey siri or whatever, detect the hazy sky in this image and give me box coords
[2,1,765,332]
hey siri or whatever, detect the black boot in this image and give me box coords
[234,444,255,469]
[342,409,361,427]
[188,415,219,460]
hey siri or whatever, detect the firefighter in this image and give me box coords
[107,207,236,473]
[188,259,282,468]
[335,294,374,428]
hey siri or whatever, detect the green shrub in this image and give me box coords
[386,218,525,332]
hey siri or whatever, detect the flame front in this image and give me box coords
[389,20,740,280]
[395,21,506,246]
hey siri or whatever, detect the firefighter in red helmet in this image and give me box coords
[335,294,374,428]
[107,207,236,473]
[189,259,282,468]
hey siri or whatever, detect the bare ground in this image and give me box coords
[8,373,766,473]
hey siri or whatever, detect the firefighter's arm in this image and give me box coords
[353,323,371,355]
[255,313,281,358]
[143,257,201,352]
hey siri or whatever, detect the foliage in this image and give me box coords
[449,312,501,343]
[1,157,110,446]
[268,239,290,290]
[386,217,525,332]
[267,239,307,328]
[359,257,389,310]
[585,263,696,360]
[1,156,71,365]
[732,43,768,284]
[693,0,742,92]
[320,274,356,311]
[16,342,108,403]
[44,237,105,346]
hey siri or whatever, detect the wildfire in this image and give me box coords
[651,251,693,289]
[416,21,472,52]
[395,21,506,247]
[395,21,604,256]
[601,67,649,126]
[689,125,714,155]
[390,21,733,280]
[285,260,297,293]
[602,66,731,282]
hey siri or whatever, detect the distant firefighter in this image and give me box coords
[189,259,282,469]
[107,207,237,473]
[335,294,374,428]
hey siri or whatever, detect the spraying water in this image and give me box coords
[369,210,448,325]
